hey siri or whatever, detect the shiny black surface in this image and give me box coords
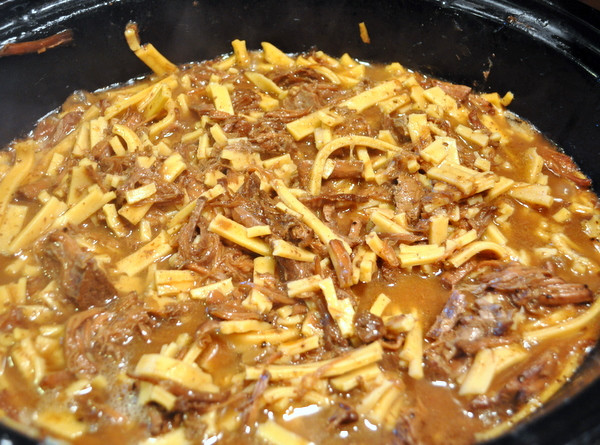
[0,0,599,444]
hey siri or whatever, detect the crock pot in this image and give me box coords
[0,1,599,443]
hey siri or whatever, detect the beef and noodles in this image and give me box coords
[1,23,600,445]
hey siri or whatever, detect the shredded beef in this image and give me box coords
[354,311,386,343]
[393,173,425,222]
[327,160,364,179]
[440,260,478,288]
[316,294,349,350]
[64,297,151,377]
[328,402,359,428]
[328,239,353,288]
[392,413,419,445]
[425,277,516,380]
[18,175,61,200]
[475,261,594,307]
[177,198,222,271]
[426,260,594,382]
[242,371,270,426]
[467,205,497,235]
[44,231,117,309]
[426,290,468,340]
[276,257,315,282]
[536,145,592,188]
[471,349,559,412]
[118,166,184,205]
[205,290,261,321]
[171,387,229,413]
[33,110,82,146]
[433,80,472,102]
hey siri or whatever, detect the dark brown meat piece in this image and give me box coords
[425,260,591,381]
[471,349,559,411]
[242,371,270,425]
[316,294,349,350]
[276,257,316,282]
[476,261,594,307]
[40,369,76,390]
[44,231,117,309]
[327,160,364,179]
[64,308,108,376]
[118,166,184,205]
[425,288,515,379]
[177,198,220,268]
[536,145,592,188]
[392,413,419,445]
[18,176,60,200]
[205,290,261,321]
[328,403,359,429]
[466,205,497,235]
[393,173,425,222]
[354,312,386,343]
[328,239,353,288]
[439,260,478,288]
[170,387,229,413]
[426,290,467,340]
[33,110,83,146]
[64,297,151,377]
[433,80,472,102]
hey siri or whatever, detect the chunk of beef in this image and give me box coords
[205,290,261,321]
[426,290,468,340]
[439,259,478,288]
[327,160,364,179]
[354,311,386,343]
[44,231,117,309]
[536,145,592,188]
[64,308,109,376]
[170,386,229,413]
[118,166,184,205]
[426,260,591,381]
[248,121,295,155]
[433,80,472,102]
[177,198,221,266]
[328,239,353,288]
[425,287,515,380]
[476,261,594,307]
[276,257,315,282]
[393,173,425,222]
[466,205,497,235]
[315,294,349,350]
[18,176,61,200]
[241,371,270,425]
[64,297,151,377]
[391,413,419,445]
[328,403,359,429]
[33,110,82,146]
[471,349,559,412]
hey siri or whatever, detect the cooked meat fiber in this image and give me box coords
[393,173,425,222]
[475,261,594,307]
[426,260,594,380]
[64,298,151,377]
[44,231,117,309]
[471,349,560,412]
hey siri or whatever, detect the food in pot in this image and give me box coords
[0,24,599,444]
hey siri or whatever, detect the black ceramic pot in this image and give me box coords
[0,0,599,443]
